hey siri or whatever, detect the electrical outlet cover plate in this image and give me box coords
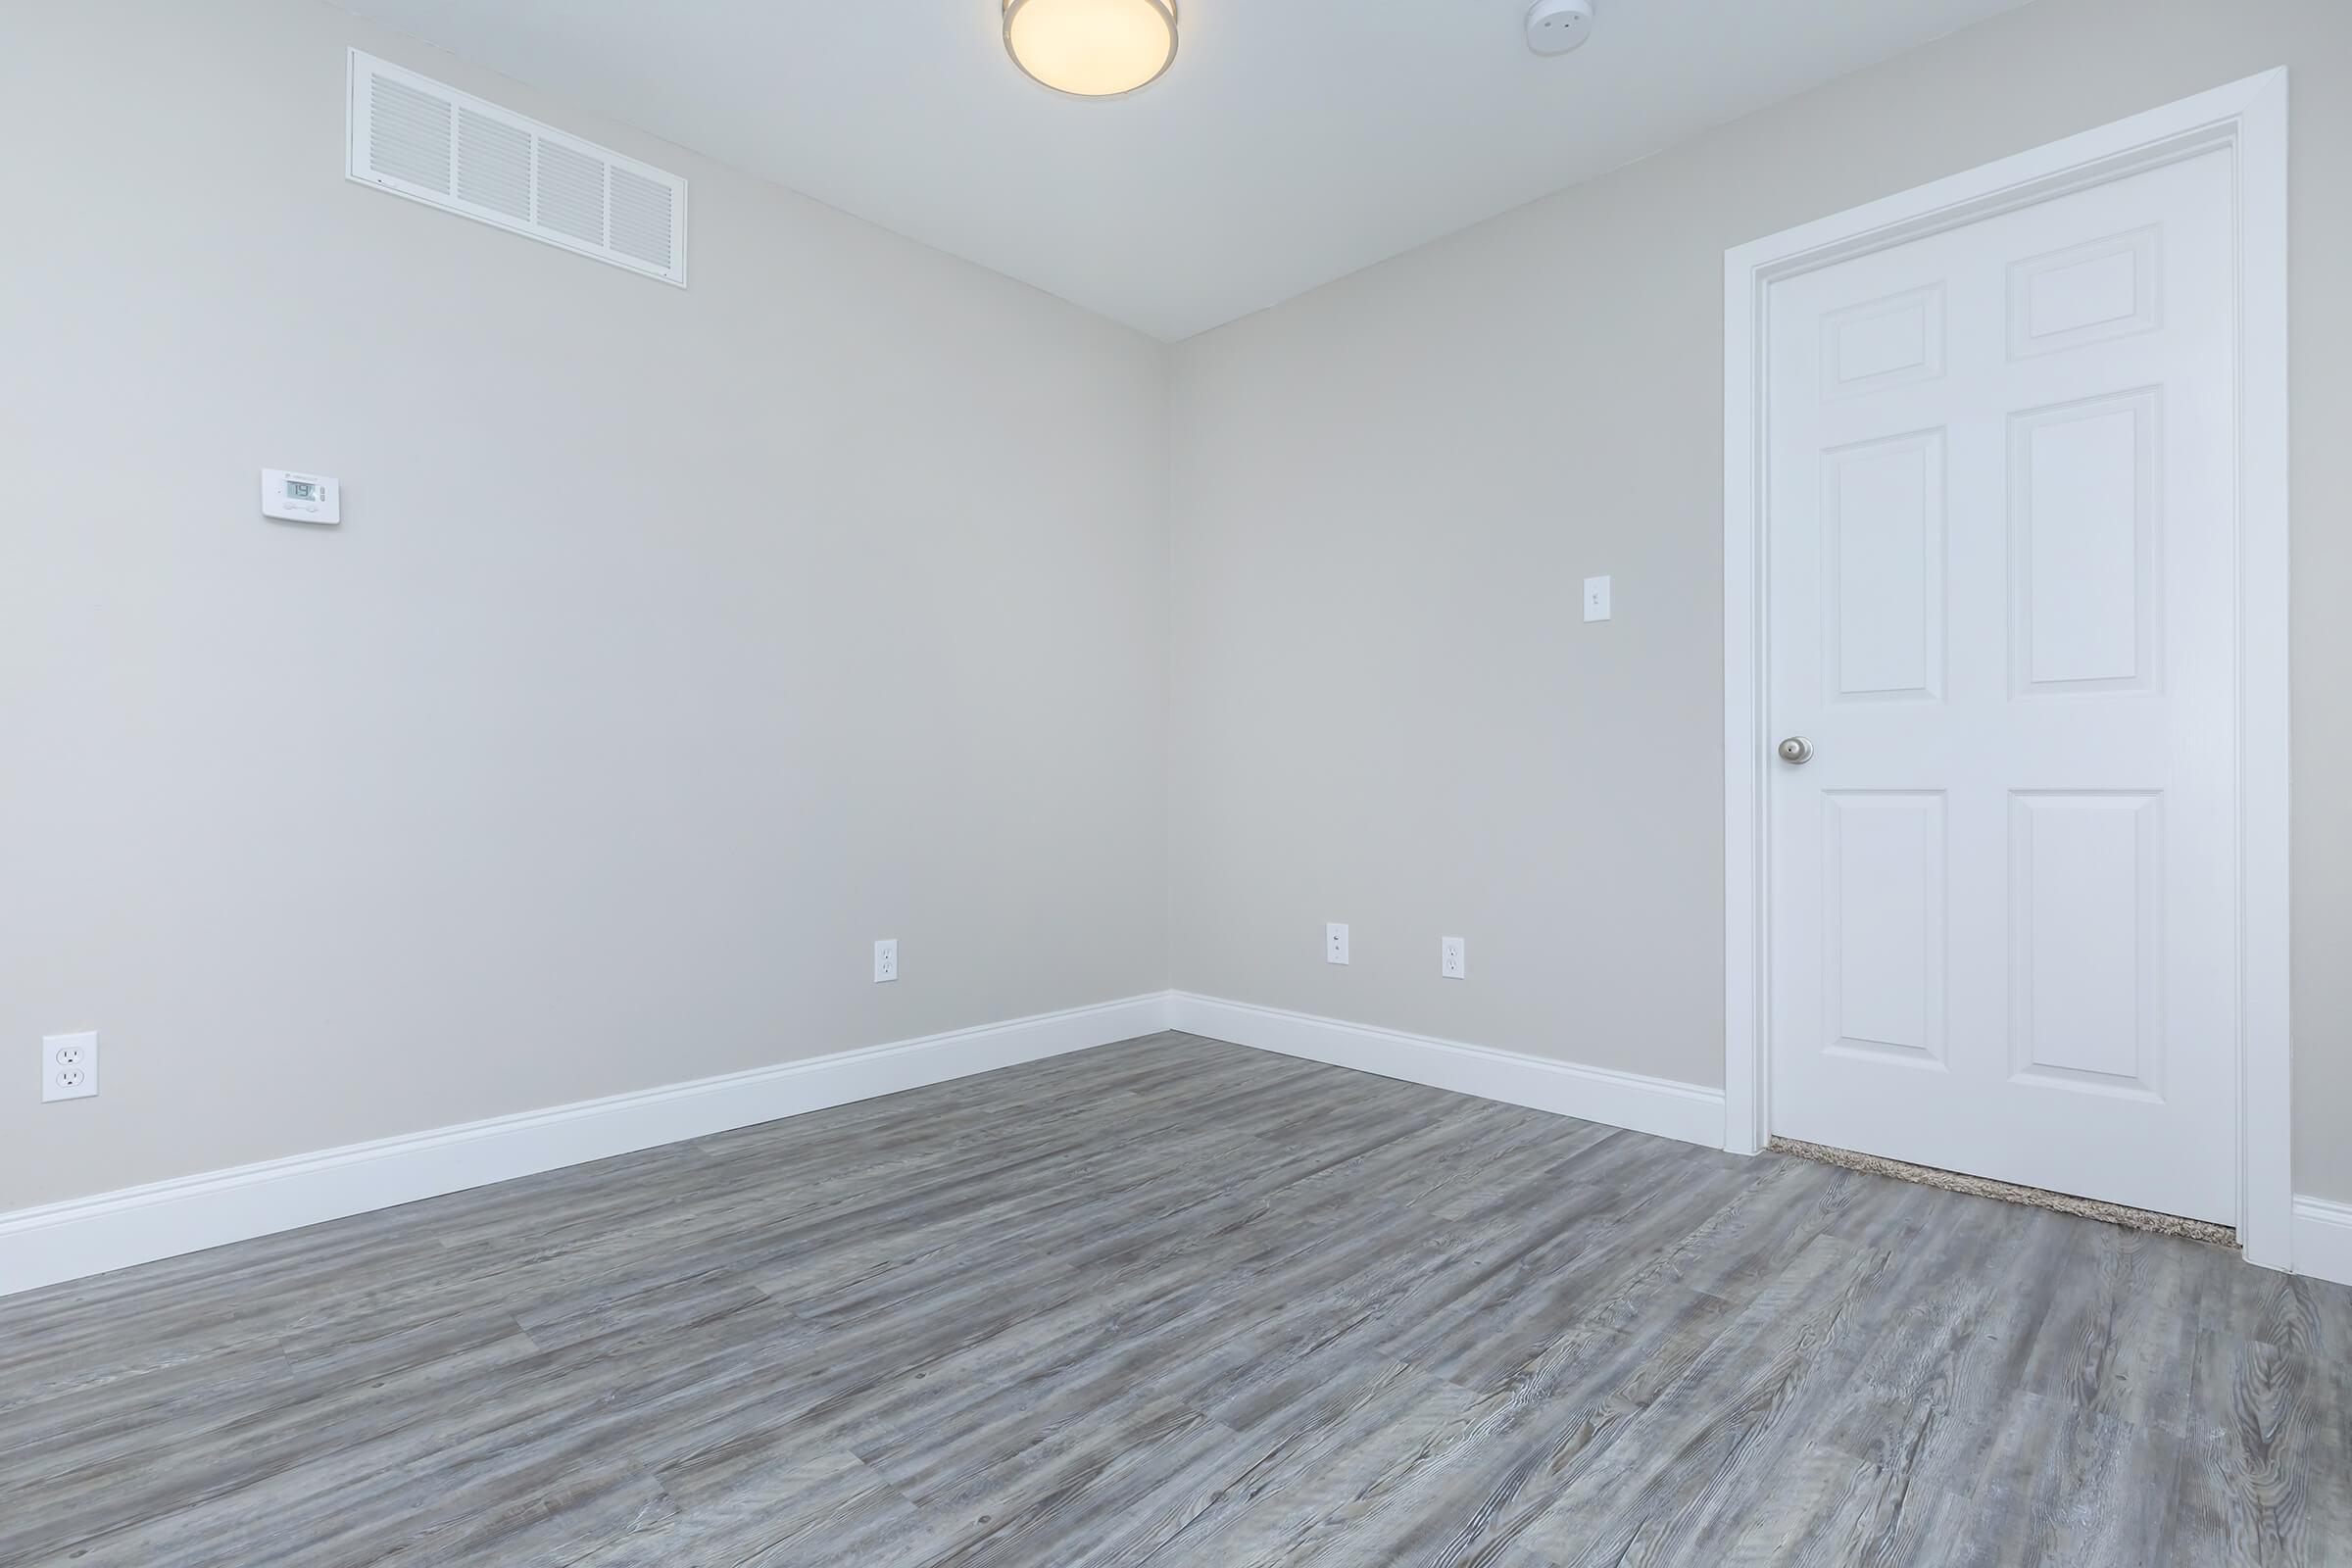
[873,939,899,983]
[42,1031,99,1102]
[1326,923,1350,965]
[1441,937,1467,979]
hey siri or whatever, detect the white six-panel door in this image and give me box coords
[1765,148,2238,1223]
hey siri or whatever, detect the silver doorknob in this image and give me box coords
[1777,736,1813,764]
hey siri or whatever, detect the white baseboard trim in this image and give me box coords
[1170,993,1725,1150]
[0,992,1173,1300]
[19,983,2319,1298]
[2292,1196,2352,1288]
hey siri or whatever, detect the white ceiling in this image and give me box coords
[335,0,2038,341]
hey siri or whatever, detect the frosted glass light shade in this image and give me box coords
[1004,0,1178,98]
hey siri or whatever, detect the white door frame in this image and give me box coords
[1722,71,2291,1268]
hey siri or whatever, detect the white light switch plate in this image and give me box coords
[42,1031,99,1102]
[1583,576,1612,621]
[1326,923,1349,965]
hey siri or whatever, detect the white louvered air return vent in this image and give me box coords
[346,50,687,286]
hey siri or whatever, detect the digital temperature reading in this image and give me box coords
[263,469,341,525]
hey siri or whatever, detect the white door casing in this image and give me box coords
[1723,74,2291,1260]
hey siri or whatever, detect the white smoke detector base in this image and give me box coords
[1526,0,1593,55]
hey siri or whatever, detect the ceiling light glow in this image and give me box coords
[1003,0,1177,98]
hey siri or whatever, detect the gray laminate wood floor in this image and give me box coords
[5,1032,2348,1566]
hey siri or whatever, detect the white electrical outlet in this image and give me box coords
[1326,923,1350,965]
[42,1031,99,1102]
[1583,576,1612,621]
[873,939,899,983]
[1441,937,1467,979]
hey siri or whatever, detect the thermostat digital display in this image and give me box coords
[262,468,341,525]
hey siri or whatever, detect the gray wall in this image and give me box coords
[1166,0,2352,1200]
[0,0,1171,1208]
[10,0,2348,1215]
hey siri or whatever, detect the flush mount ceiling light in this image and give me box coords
[1003,0,1178,98]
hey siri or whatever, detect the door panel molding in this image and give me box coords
[1722,71,2290,1267]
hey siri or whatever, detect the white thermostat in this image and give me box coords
[263,468,340,524]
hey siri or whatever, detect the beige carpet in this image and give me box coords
[1768,1137,2236,1247]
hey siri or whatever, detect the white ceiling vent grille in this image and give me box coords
[346,50,687,286]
